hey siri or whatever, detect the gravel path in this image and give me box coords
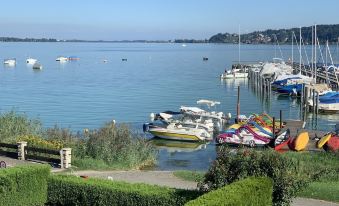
[73,170,197,190]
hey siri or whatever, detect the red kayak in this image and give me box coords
[326,134,339,152]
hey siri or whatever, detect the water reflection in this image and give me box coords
[150,138,209,153]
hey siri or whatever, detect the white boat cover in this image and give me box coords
[159,112,173,120]
[180,106,205,113]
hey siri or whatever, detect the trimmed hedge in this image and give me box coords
[47,175,201,206]
[186,177,273,206]
[0,164,50,206]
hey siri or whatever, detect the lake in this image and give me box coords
[0,42,338,170]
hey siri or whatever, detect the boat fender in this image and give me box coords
[150,113,155,122]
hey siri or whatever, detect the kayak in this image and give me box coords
[317,133,332,149]
[274,129,291,151]
[326,135,339,152]
[289,132,309,151]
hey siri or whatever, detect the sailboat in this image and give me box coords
[220,26,248,79]
[274,27,314,96]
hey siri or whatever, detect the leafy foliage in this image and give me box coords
[0,164,50,206]
[0,111,41,143]
[186,177,273,206]
[47,175,200,206]
[200,147,308,206]
[209,24,339,44]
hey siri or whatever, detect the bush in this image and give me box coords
[200,147,308,206]
[47,175,200,206]
[0,111,41,142]
[0,164,50,206]
[186,177,273,206]
[84,122,157,169]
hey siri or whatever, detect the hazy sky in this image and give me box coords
[0,0,338,40]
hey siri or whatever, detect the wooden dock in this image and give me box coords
[282,120,326,152]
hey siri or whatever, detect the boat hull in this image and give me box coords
[149,130,203,141]
[221,73,248,79]
[326,135,339,152]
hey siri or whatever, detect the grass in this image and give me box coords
[298,181,339,203]
[173,170,205,182]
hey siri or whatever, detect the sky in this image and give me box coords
[0,0,338,40]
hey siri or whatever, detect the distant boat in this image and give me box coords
[203,57,208,61]
[32,63,43,70]
[68,56,80,61]
[103,59,108,63]
[26,58,37,64]
[4,58,16,66]
[122,58,127,61]
[182,44,187,47]
[56,56,68,62]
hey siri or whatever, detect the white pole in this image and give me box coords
[292,32,294,67]
[315,24,317,83]
[300,27,302,74]
[238,25,240,65]
[311,26,314,79]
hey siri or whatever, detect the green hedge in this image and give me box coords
[47,175,201,206]
[186,177,273,206]
[0,164,50,206]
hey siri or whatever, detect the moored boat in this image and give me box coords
[3,58,16,66]
[216,125,271,147]
[26,58,37,64]
[56,56,68,62]
[143,122,211,142]
[32,63,43,70]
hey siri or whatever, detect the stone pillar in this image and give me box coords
[17,141,27,160]
[60,148,72,169]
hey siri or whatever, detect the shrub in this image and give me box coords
[0,164,50,206]
[47,175,200,206]
[84,122,157,169]
[186,177,273,206]
[17,134,63,150]
[200,147,308,206]
[0,111,41,142]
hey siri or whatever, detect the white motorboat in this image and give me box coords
[143,122,211,141]
[56,56,68,62]
[221,68,248,79]
[4,58,16,66]
[180,99,227,131]
[26,58,37,64]
[150,112,214,133]
[308,91,339,113]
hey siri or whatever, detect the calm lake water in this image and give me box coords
[0,42,338,170]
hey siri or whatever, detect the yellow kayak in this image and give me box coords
[293,132,309,151]
[228,124,241,130]
[317,133,332,149]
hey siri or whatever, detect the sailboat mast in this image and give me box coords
[311,26,314,79]
[299,27,302,73]
[315,24,317,82]
[291,32,293,66]
[238,25,240,66]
